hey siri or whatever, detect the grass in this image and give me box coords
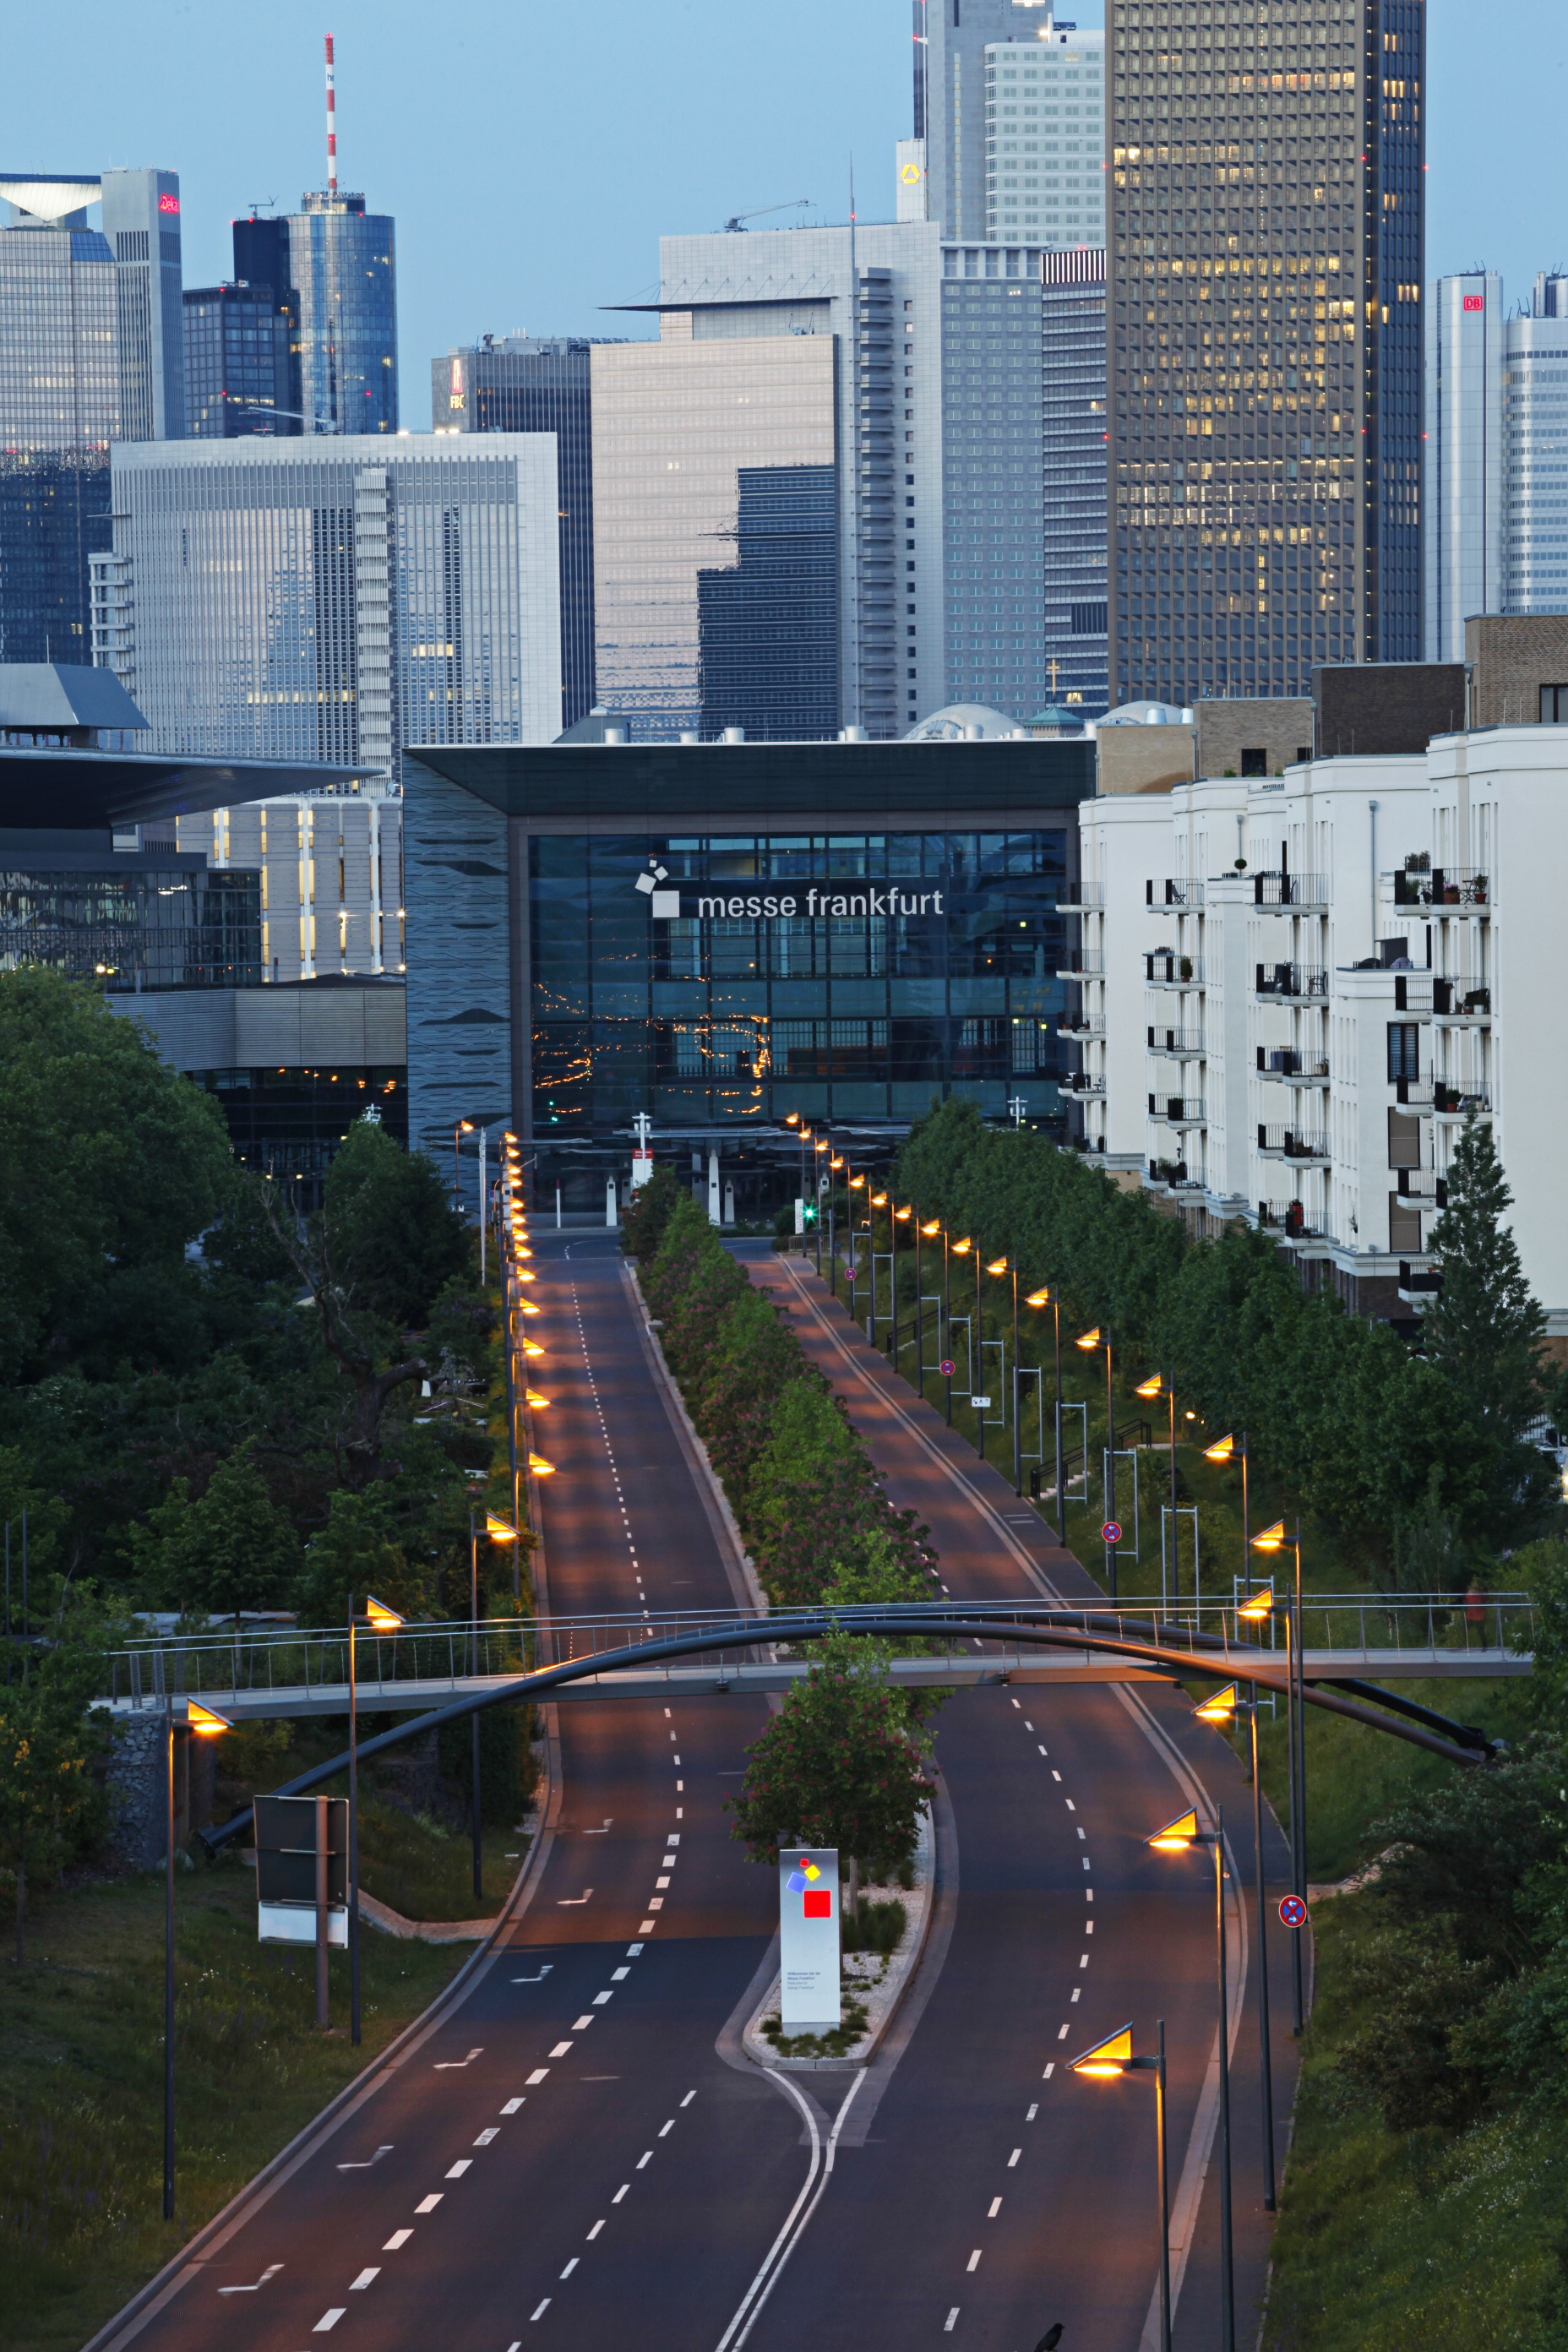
[761,1995,871,2060]
[0,1856,476,2352]
[1261,1889,1568,2352]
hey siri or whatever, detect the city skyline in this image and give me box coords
[0,0,1555,433]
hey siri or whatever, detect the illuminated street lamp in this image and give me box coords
[466,1511,521,1904]
[348,1593,404,2044]
[986,1255,1022,1494]
[453,1118,476,1205]
[1147,1804,1236,2350]
[922,1220,953,1424]
[1075,1326,1118,1597]
[1135,1371,1180,1608]
[1026,1285,1065,1543]
[166,1697,231,2218]
[952,1238,988,1462]
[1189,1677,1277,2211]
[1070,2021,1172,2352]
[1243,1537,1307,2036]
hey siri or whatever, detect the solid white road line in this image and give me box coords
[714,2070,867,2352]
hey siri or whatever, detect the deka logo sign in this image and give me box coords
[634,860,945,923]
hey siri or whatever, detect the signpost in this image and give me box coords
[778,1846,841,2034]
[1278,1894,1307,1930]
[255,1793,349,2029]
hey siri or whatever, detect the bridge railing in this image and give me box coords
[95,1591,1535,1707]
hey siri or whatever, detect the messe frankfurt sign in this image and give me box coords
[636,863,945,923]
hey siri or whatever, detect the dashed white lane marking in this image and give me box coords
[1038,1745,1048,1756]
[1081,1952,1090,1967]
[1042,2065,1055,2081]
[349,2269,379,2290]
[1058,2024,1070,2040]
[527,2068,549,2085]
[587,2220,605,2240]
[1064,1799,1076,1812]
[560,2258,579,2280]
[659,2119,675,2137]
[612,2185,630,2203]
[681,2089,696,2108]
[415,2194,442,2213]
[572,2015,594,2031]
[530,2300,551,2322]
[593,1990,613,2006]
[548,2041,574,2058]
[383,2230,412,2251]
[502,2096,525,2113]
[1070,1989,1081,2002]
[474,2128,499,2146]
[1076,1828,1086,1841]
[945,2310,960,2333]
[1051,1769,1062,1782]
[612,1966,629,1980]
[987,2197,1002,2218]
[1028,2099,1041,2115]
[445,2159,471,2179]
[966,2249,982,2272]
[1008,2148,1021,2167]
[636,2150,653,2169]
[314,2312,345,2333]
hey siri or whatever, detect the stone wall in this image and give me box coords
[105,1713,217,1869]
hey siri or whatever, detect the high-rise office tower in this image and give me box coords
[1424,269,1568,657]
[1041,249,1108,710]
[91,436,561,769]
[0,169,183,662]
[183,281,294,438]
[1108,0,1424,706]
[1424,272,1501,664]
[435,336,605,732]
[920,1,1106,248]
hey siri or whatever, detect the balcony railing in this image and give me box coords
[1429,867,1492,911]
[1056,951,1106,978]
[1431,977,1491,1021]
[1254,871,1330,910]
[1062,1073,1108,1097]
[1146,878,1205,910]
[1256,961,1329,1001]
[1147,1024,1206,1059]
[1394,1074,1434,1108]
[1058,882,1105,911]
[1398,1261,1443,1297]
[1147,1157,1191,1189]
[1146,952,1206,988]
[1059,1015,1107,1039]
[1259,1200,1323,1240]
[1149,1093,1207,1126]
[1258,1048,1331,1083]
[1258,1125,1331,1162]
[1434,1083,1493,1118]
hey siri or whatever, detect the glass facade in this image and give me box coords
[202,1064,406,1195]
[591,334,839,738]
[256,195,396,437]
[530,828,1070,1135]
[183,283,294,438]
[941,268,1047,710]
[1108,0,1425,705]
[0,852,261,989]
[434,337,602,732]
[984,35,1108,247]
[1042,253,1109,715]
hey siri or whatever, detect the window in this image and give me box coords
[1386,1025,1419,1084]
[1240,747,1268,776]
[1541,684,1568,723]
[1386,1107,1421,1168]
[1389,1200,1424,1252]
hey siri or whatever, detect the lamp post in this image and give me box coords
[1250,1523,1307,2034]
[1026,1285,1065,1543]
[1070,2021,1172,2352]
[951,1238,983,1459]
[987,1256,1021,1494]
[828,1152,844,1297]
[891,1202,911,1363]
[1149,1802,1235,2352]
[1135,1372,1178,1606]
[1203,1430,1251,1592]
[1075,1326,1116,1596]
[923,1221,950,1423]
[165,1697,231,2220]
[349,1592,404,2046]
[466,1511,521,1904]
[1199,1668,1277,2211]
[814,1137,830,1276]
[847,1170,867,1329]
[453,1117,475,1207]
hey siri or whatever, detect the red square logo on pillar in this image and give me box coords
[803,1890,831,1919]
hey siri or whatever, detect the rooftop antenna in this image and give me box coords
[324,33,337,197]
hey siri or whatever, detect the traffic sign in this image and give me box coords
[972,1395,993,1411]
[1279,1894,1307,1930]
[939,1358,956,1378]
[1102,1520,1123,1545]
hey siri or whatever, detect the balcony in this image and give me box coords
[1258,1125,1331,1163]
[1148,1092,1206,1128]
[1146,1157,1190,1190]
[1258,1048,1331,1086]
[1056,950,1106,980]
[1394,1166,1439,1201]
[1393,1074,1434,1109]
[1433,1083,1492,1122]
[1429,867,1492,914]
[1146,951,1206,989]
[1258,1200,1324,1242]
[1057,883,1105,912]
[1059,1015,1106,1040]
[1397,1261,1443,1304]
[1431,977,1491,1027]
[1147,1023,1206,1060]
[1255,961,1329,1002]
[1062,1072,1107,1098]
[1254,871,1330,911]
[1146,878,1205,910]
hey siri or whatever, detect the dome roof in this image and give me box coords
[902,703,1025,742]
[1098,699,1195,727]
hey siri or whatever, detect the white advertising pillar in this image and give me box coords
[707,1150,721,1225]
[606,1175,618,1228]
[778,1845,841,2033]
[723,1180,735,1226]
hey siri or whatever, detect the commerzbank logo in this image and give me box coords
[634,858,945,923]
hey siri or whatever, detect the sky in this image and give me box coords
[2,0,1562,433]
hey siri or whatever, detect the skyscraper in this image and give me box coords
[1107,0,1425,706]
[435,336,606,731]
[1041,249,1108,711]
[919,1,1106,249]
[91,435,562,770]
[183,281,294,438]
[232,196,396,436]
[0,169,183,662]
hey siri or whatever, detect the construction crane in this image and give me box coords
[721,199,812,232]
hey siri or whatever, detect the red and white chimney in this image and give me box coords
[325,33,337,196]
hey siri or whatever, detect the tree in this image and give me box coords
[0,1637,111,1962]
[295,1483,439,1627]
[321,1119,471,1331]
[128,1451,301,1616]
[1424,1116,1547,1439]
[726,1635,935,1895]
[620,1162,683,1267]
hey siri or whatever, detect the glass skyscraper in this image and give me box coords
[1108,0,1425,705]
[1041,250,1108,713]
[231,194,396,436]
[433,336,603,731]
[183,282,294,438]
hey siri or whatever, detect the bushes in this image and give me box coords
[640,1195,935,1607]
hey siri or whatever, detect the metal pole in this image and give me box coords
[1293,1521,1307,2029]
[1251,1696,1276,2211]
[163,1696,175,2220]
[974,1244,984,1462]
[314,1791,329,2029]
[471,1514,482,1904]
[1240,1431,1251,1595]
[349,1598,360,2047]
[1156,2018,1172,2352]
[1054,1296,1064,1544]
[479,1127,487,1285]
[1011,1270,1021,1497]
[1216,1809,1235,2352]
[1168,1389,1177,1609]
[944,1235,952,1426]
[915,1218,923,1397]
[1106,1331,1117,1600]
[1285,1602,1304,2035]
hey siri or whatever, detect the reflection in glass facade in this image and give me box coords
[232,196,396,437]
[591,335,838,738]
[183,282,294,438]
[0,852,261,989]
[531,830,1069,1133]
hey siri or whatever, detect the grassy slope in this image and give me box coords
[0,1859,475,2352]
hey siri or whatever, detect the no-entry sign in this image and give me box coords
[1102,1520,1123,1545]
[1279,1894,1307,1930]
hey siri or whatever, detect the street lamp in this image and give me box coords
[952,1238,984,1461]
[1244,1532,1307,2036]
[847,1173,867,1330]
[349,1592,404,2045]
[890,1203,911,1364]
[1070,2022,1172,2352]
[1203,1430,1252,1590]
[1190,1675,1277,2211]
[454,1118,475,1206]
[1026,1286,1065,1543]
[1137,1374,1180,1609]
[1147,1804,1236,2352]
[987,1256,1022,1495]
[466,1511,521,1904]
[922,1220,949,1422]
[1075,1326,1117,1597]
[166,1697,231,2219]
[828,1153,844,1298]
[814,1137,830,1275]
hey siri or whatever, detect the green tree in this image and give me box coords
[0,1637,111,1962]
[128,1451,301,1615]
[726,1635,935,1892]
[1424,1116,1547,1436]
[321,1119,471,1330]
[620,1162,683,1267]
[295,1483,439,1627]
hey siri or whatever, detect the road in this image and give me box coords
[96,1232,1297,2352]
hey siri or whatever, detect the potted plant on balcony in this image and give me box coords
[1179,955,1193,982]
[1472,873,1488,905]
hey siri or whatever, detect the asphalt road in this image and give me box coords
[101,1232,1298,2352]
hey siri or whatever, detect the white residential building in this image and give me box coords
[174,787,403,983]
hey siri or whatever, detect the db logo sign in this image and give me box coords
[1462,294,1484,312]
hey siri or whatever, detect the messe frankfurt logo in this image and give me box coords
[635,858,944,923]
[634,861,682,919]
